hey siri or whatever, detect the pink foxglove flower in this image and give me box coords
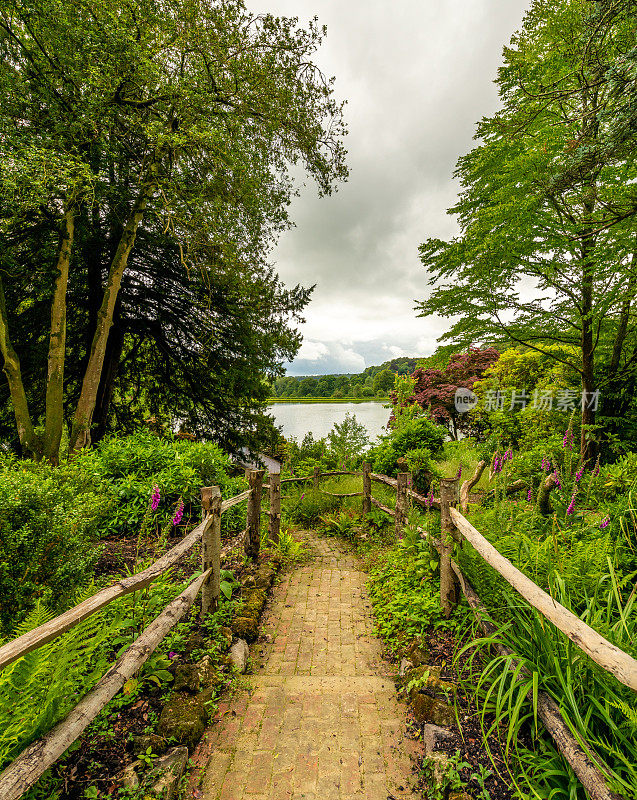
[151,485,161,511]
[456,466,462,480]
[172,499,184,526]
[566,491,576,515]
[527,488,532,502]
[600,517,610,529]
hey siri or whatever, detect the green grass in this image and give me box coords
[438,439,491,491]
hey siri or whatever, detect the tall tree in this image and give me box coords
[418,0,637,460]
[0,0,347,461]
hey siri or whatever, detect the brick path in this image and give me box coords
[194,533,422,800]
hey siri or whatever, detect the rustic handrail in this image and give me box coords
[0,569,211,800]
[221,489,251,513]
[418,524,621,800]
[0,515,212,672]
[370,497,395,516]
[0,486,253,673]
[449,507,637,692]
[320,490,363,498]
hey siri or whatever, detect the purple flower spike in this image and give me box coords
[151,485,161,511]
[527,488,532,502]
[553,470,561,488]
[575,466,584,483]
[456,466,462,480]
[300,493,305,501]
[566,491,576,515]
[600,517,610,529]
[172,499,184,526]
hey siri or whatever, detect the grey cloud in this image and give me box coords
[247,0,531,373]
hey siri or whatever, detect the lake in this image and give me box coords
[267,401,391,443]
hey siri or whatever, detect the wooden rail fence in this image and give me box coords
[0,470,270,800]
[1,462,635,800]
[303,463,636,800]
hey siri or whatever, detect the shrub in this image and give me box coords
[91,431,246,537]
[0,469,108,632]
[369,409,446,490]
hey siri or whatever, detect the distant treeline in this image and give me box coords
[270,357,418,399]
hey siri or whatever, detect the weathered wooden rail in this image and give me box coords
[300,464,635,800]
[0,472,272,800]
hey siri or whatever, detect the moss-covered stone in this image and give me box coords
[230,615,259,642]
[157,692,206,751]
[130,733,168,756]
[404,637,430,667]
[242,588,267,611]
[401,665,455,699]
[254,564,276,590]
[411,694,455,727]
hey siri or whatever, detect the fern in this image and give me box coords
[0,575,188,770]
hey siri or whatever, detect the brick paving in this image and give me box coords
[193,533,422,800]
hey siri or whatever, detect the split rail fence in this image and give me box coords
[0,463,635,800]
[280,463,636,800]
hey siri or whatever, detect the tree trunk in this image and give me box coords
[609,253,636,378]
[69,160,160,454]
[43,209,75,464]
[0,280,38,457]
[92,316,124,444]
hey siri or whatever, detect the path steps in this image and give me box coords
[190,533,422,800]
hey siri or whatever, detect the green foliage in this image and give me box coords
[0,573,187,770]
[417,1,637,457]
[284,488,340,526]
[320,510,359,540]
[0,0,348,459]
[456,565,637,799]
[272,358,416,399]
[93,431,246,537]
[369,408,445,491]
[327,413,370,466]
[0,432,241,631]
[420,751,492,800]
[365,508,390,531]
[367,534,444,651]
[0,465,107,632]
[273,528,306,560]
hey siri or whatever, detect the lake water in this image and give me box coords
[267,401,391,443]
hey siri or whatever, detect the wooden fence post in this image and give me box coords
[395,472,410,539]
[362,462,371,518]
[440,477,460,617]
[313,465,320,491]
[201,485,221,617]
[269,473,281,544]
[245,469,265,560]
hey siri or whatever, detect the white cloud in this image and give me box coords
[296,340,329,362]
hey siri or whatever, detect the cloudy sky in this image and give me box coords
[248,0,531,375]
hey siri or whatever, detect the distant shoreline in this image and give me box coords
[267,397,389,404]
